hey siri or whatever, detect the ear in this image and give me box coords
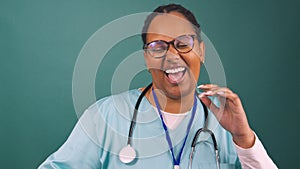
[199,41,205,64]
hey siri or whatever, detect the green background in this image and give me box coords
[1,0,299,168]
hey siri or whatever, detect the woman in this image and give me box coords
[39,4,278,169]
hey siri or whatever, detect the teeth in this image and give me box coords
[165,67,185,74]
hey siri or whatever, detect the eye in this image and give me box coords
[175,42,189,49]
[150,46,165,52]
[174,35,194,51]
[147,41,168,52]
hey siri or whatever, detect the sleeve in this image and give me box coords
[234,132,278,169]
[38,114,102,169]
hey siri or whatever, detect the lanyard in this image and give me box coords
[152,88,197,168]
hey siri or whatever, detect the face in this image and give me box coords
[144,12,205,100]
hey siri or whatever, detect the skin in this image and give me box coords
[144,12,204,114]
[143,12,255,148]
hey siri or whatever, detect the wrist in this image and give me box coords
[232,129,255,149]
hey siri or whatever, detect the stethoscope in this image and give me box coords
[118,83,220,169]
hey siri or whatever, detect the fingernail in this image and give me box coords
[217,91,225,95]
[197,84,204,88]
[205,91,213,95]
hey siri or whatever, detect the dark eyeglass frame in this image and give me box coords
[143,34,197,58]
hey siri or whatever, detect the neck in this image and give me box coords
[144,87,195,114]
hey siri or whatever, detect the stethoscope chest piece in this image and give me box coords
[119,145,136,164]
[174,165,180,169]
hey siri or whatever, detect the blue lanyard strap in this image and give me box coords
[152,88,197,166]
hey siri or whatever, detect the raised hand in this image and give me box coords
[198,84,255,148]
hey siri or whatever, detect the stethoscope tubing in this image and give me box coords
[127,83,152,145]
[189,127,220,169]
[123,83,220,168]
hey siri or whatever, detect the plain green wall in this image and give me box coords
[1,0,299,168]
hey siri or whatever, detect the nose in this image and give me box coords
[165,45,180,64]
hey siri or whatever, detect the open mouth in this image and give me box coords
[164,67,186,84]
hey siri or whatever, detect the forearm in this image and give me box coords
[234,132,278,169]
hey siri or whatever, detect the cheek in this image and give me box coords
[145,56,164,71]
[150,70,165,86]
[190,59,201,81]
[183,51,201,79]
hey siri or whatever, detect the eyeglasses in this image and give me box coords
[144,34,197,58]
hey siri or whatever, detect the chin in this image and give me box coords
[165,85,195,100]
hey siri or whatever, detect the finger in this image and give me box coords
[199,88,231,119]
[204,89,227,115]
[198,87,228,112]
[221,92,241,107]
[199,87,220,92]
[197,84,219,90]
[211,89,242,108]
[217,94,227,110]
[202,87,233,96]
[198,93,220,117]
[198,85,234,96]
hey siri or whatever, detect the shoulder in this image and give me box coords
[77,89,141,146]
[83,89,141,118]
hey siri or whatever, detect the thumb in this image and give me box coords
[198,93,221,119]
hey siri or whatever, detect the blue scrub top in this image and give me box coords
[38,89,241,169]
